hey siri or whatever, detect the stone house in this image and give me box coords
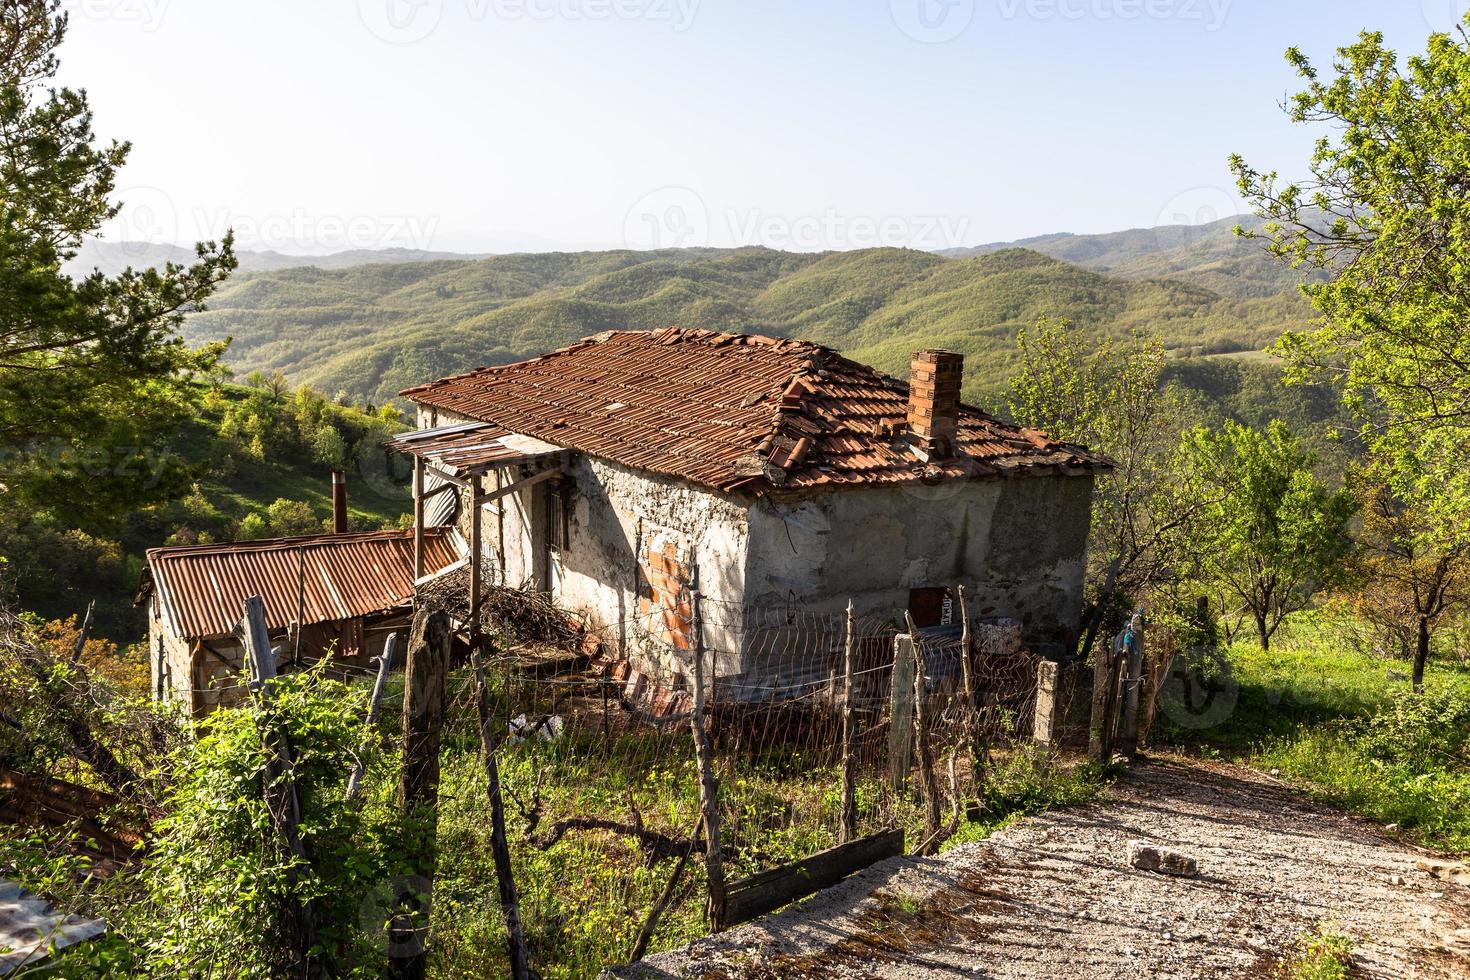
[396,328,1108,695]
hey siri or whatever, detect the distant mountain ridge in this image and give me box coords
[182,244,1311,409]
[64,239,488,278]
[944,214,1327,299]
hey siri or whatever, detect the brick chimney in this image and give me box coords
[907,349,963,459]
[331,470,348,533]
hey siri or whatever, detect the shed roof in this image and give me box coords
[141,528,461,641]
[401,327,1109,494]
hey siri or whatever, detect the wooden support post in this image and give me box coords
[888,633,916,794]
[236,596,324,979]
[471,633,531,980]
[393,607,449,979]
[469,477,482,652]
[346,634,398,801]
[906,613,941,837]
[1032,659,1059,758]
[412,454,425,581]
[839,599,858,843]
[689,584,727,931]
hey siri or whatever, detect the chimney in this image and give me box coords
[907,349,963,459]
[331,470,348,533]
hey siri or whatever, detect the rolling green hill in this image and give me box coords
[945,214,1329,300]
[184,245,1314,407]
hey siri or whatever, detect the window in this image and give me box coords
[547,482,571,553]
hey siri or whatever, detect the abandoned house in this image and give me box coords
[396,327,1110,696]
[140,526,461,713]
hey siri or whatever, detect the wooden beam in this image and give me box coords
[412,455,425,581]
[419,481,458,503]
[469,478,483,652]
[477,464,562,506]
[722,829,905,929]
[423,462,470,490]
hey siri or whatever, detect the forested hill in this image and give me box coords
[183,245,1312,407]
[943,214,1330,300]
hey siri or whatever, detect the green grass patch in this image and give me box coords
[1280,928,1355,980]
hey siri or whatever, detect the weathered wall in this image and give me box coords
[745,474,1094,658]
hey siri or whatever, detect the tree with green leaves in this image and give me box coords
[1230,18,1470,534]
[1174,419,1354,651]
[0,0,234,531]
[1008,318,1203,657]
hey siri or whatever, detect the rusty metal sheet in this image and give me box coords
[145,529,461,641]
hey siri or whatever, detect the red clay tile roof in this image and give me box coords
[401,328,1109,494]
[141,529,461,640]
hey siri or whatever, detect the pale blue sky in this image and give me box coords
[59,0,1464,254]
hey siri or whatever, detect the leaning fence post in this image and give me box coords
[839,599,858,843]
[905,612,941,837]
[956,586,984,771]
[888,633,916,794]
[236,596,324,979]
[346,633,398,800]
[689,583,727,930]
[394,605,449,979]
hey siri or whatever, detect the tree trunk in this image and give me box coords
[1413,617,1430,694]
[1255,611,1270,652]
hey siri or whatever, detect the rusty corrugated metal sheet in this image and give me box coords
[145,529,461,641]
[401,327,1110,494]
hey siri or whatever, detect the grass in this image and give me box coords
[1280,928,1356,979]
[1154,611,1470,853]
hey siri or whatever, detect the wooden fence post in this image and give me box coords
[235,596,324,979]
[1032,659,1059,758]
[905,613,941,837]
[955,586,984,772]
[887,634,916,794]
[839,599,857,843]
[470,631,531,980]
[394,606,449,979]
[689,583,727,931]
[346,633,398,800]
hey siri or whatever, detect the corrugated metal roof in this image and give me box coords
[388,421,567,474]
[401,327,1111,494]
[143,529,462,641]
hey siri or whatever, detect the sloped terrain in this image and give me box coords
[621,759,1470,979]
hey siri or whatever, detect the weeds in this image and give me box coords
[1280,928,1355,980]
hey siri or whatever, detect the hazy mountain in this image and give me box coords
[943,214,1327,299]
[183,245,1312,408]
[64,239,488,278]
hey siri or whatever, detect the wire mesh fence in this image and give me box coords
[424,562,1057,976]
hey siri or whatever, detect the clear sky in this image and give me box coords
[58,0,1464,254]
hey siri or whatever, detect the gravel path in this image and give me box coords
[615,758,1470,979]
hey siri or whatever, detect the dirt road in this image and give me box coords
[617,758,1470,979]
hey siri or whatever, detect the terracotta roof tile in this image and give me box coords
[401,328,1110,494]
